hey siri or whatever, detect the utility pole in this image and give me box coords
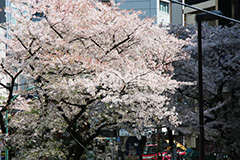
[196,10,223,160]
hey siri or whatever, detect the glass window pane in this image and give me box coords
[160,1,169,13]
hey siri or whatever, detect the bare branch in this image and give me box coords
[105,35,130,55]
[90,38,103,49]
[1,63,13,79]
[44,16,63,39]
[57,106,70,124]
[1,69,23,112]
[0,82,10,90]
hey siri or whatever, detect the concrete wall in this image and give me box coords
[187,136,196,148]
[115,0,158,19]
[171,1,183,25]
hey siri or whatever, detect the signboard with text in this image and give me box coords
[119,129,134,136]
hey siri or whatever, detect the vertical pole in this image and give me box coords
[157,125,161,160]
[182,0,185,26]
[111,138,114,160]
[5,110,8,135]
[198,20,205,160]
[5,110,8,160]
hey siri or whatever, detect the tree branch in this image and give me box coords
[0,82,10,90]
[1,63,13,79]
[105,35,130,55]
[57,106,70,124]
[90,38,102,50]
[44,16,63,39]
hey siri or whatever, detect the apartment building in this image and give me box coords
[184,0,240,26]
[0,0,11,101]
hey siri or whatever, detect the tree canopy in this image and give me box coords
[0,0,187,159]
[170,23,240,159]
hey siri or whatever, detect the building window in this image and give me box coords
[160,1,169,14]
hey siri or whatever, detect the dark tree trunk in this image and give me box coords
[67,147,74,160]
[67,129,87,160]
[139,136,146,160]
[0,113,6,133]
[73,144,85,160]
[66,141,86,160]
[167,128,174,152]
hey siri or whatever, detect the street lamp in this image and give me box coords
[195,10,223,160]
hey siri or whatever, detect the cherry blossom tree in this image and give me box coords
[169,23,240,159]
[0,0,188,159]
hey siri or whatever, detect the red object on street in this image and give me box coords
[142,143,186,160]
